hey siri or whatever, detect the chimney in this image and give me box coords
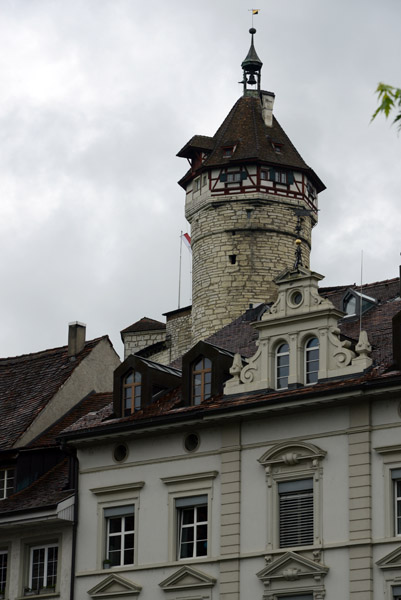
[261,91,275,127]
[68,322,86,357]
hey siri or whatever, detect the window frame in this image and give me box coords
[276,342,290,390]
[28,543,58,593]
[0,468,14,500]
[392,469,401,536]
[258,442,326,551]
[305,337,319,385]
[0,550,7,595]
[278,478,314,548]
[161,470,217,562]
[176,495,208,560]
[105,505,135,568]
[122,370,142,416]
[90,481,144,570]
[192,357,212,405]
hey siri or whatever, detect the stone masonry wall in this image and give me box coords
[123,330,166,360]
[189,195,313,343]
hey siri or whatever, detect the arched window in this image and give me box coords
[123,370,142,415]
[192,357,212,405]
[276,343,289,390]
[305,338,319,384]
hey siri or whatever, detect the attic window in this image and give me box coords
[0,468,14,499]
[342,289,377,317]
[223,146,234,157]
[123,370,142,415]
[192,357,212,405]
[272,142,283,153]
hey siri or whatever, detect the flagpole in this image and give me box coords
[178,231,183,309]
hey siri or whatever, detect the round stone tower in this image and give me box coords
[177,29,325,344]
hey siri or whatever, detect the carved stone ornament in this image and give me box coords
[355,329,372,357]
[282,567,300,580]
[328,326,355,367]
[229,352,243,381]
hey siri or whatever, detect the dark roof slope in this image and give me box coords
[179,94,325,192]
[0,458,72,516]
[29,392,114,448]
[121,317,166,335]
[0,337,110,450]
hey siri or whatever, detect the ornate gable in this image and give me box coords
[87,574,142,598]
[257,551,328,599]
[159,565,216,592]
[225,267,372,395]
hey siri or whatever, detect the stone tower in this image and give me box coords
[177,29,325,344]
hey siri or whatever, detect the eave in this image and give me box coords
[59,373,401,447]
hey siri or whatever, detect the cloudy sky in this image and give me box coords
[0,0,399,358]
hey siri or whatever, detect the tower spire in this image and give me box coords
[241,28,263,95]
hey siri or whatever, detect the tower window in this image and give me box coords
[193,177,200,192]
[227,172,241,182]
[305,337,319,385]
[276,343,289,390]
[123,370,142,415]
[229,254,237,265]
[192,357,212,405]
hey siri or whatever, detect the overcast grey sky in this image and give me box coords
[0,0,400,358]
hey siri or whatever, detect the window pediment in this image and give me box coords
[88,573,142,597]
[159,565,216,591]
[258,442,326,470]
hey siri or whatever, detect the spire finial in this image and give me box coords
[241,27,263,95]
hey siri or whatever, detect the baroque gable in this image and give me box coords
[225,267,372,395]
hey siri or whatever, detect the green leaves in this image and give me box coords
[372,82,401,131]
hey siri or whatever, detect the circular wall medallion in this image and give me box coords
[113,443,128,463]
[184,432,200,453]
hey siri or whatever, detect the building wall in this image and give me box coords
[1,520,73,600]
[123,330,166,360]
[72,392,401,599]
[16,339,120,447]
[187,177,314,343]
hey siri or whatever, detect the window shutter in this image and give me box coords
[240,171,247,180]
[104,505,135,518]
[279,479,313,547]
[392,469,401,479]
[176,495,207,508]
[220,173,227,182]
[269,168,276,181]
[287,171,294,185]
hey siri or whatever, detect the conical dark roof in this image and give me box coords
[178,94,325,192]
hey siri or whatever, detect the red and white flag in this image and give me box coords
[182,233,192,253]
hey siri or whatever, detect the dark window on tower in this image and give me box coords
[229,254,237,265]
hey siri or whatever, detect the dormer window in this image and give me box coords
[305,338,319,384]
[123,371,142,415]
[276,343,289,390]
[223,146,234,157]
[342,289,378,317]
[272,142,283,153]
[114,355,181,418]
[192,357,212,405]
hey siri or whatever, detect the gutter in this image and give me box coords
[69,452,79,600]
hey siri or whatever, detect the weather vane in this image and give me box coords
[248,8,259,27]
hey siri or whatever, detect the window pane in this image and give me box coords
[182,507,195,525]
[0,552,7,590]
[125,372,134,384]
[109,517,122,534]
[204,358,212,369]
[125,515,135,531]
[197,505,208,521]
[181,527,194,543]
[180,542,193,559]
[109,537,122,552]
[124,548,134,565]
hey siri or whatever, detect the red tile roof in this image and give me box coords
[0,337,111,450]
[61,277,401,441]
